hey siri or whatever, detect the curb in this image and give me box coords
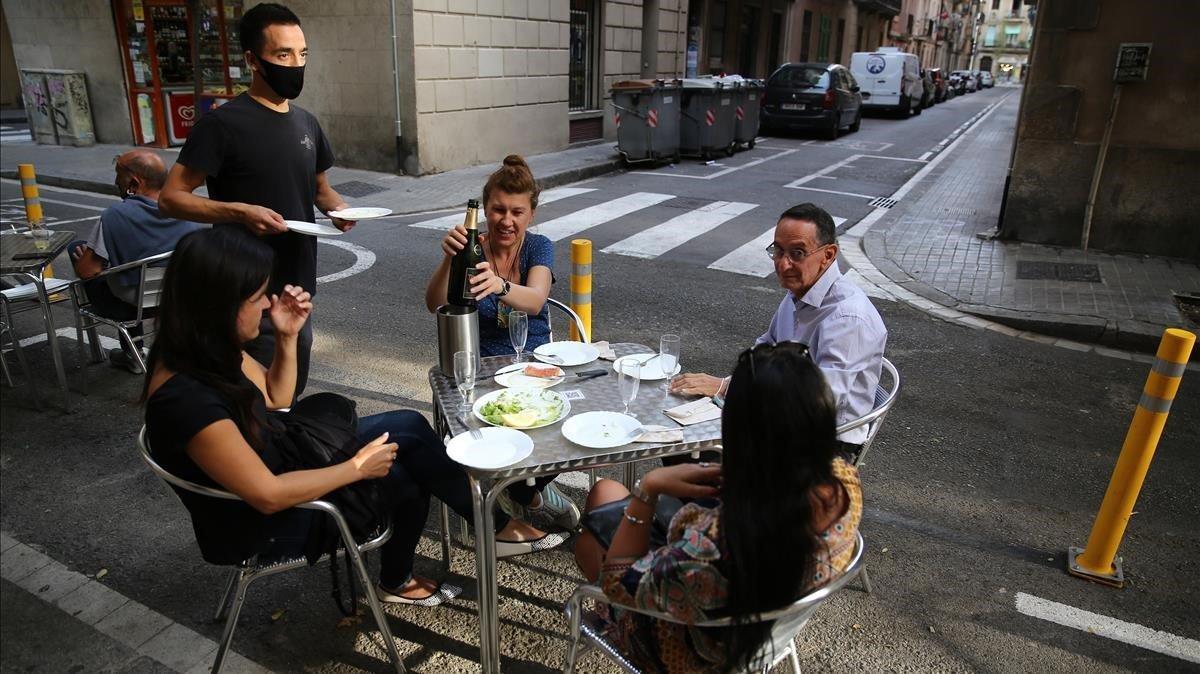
[0,169,112,195]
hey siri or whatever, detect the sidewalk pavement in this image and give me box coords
[860,93,1200,355]
[0,137,622,216]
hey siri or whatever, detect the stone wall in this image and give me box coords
[1000,0,1200,260]
[2,0,132,143]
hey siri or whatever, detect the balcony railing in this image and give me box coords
[855,0,901,17]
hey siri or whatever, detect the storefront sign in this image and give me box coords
[166,92,233,144]
[1114,43,1151,82]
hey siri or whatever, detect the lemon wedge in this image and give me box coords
[501,410,540,428]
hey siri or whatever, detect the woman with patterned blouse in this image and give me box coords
[574,341,863,673]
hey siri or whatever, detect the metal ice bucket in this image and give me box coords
[436,304,481,377]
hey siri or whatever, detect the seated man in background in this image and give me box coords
[71,149,201,373]
[670,202,887,457]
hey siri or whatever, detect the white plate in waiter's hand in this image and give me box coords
[328,207,392,220]
[285,220,343,237]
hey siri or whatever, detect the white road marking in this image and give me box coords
[788,185,879,199]
[0,179,121,201]
[23,196,108,211]
[708,216,846,277]
[534,192,674,242]
[0,215,101,227]
[916,151,932,161]
[601,200,758,259]
[650,149,799,180]
[408,187,596,231]
[316,239,376,284]
[19,326,121,351]
[1014,592,1200,664]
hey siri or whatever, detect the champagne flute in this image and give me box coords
[618,358,641,417]
[659,334,680,391]
[453,350,477,415]
[509,310,528,364]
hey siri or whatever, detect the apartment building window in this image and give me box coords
[985,26,996,46]
[905,13,914,36]
[817,16,831,61]
[836,19,846,64]
[1004,24,1020,46]
[857,25,864,51]
[991,0,1000,9]
[738,4,761,76]
[568,0,598,111]
[800,10,812,61]
[1011,0,1021,15]
[709,0,728,66]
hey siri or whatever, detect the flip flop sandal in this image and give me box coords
[376,581,463,606]
[495,531,569,558]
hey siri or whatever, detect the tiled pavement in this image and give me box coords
[862,93,1200,354]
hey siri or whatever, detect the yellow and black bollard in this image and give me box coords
[570,239,592,342]
[1068,328,1195,587]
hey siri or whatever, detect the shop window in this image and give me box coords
[708,0,727,67]
[568,0,598,111]
[738,4,761,76]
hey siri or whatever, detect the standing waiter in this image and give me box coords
[160,2,353,400]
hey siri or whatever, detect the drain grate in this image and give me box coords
[868,197,898,209]
[1016,261,1103,283]
[332,180,388,198]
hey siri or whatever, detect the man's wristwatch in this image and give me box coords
[498,279,511,296]
[631,480,657,506]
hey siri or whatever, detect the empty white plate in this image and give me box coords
[446,427,534,469]
[562,411,642,449]
[611,353,674,381]
[328,206,392,220]
[285,220,342,237]
[533,341,600,367]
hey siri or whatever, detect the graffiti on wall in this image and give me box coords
[20,71,96,145]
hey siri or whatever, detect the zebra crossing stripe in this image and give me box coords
[534,192,674,242]
[708,216,846,277]
[409,187,597,231]
[602,200,757,259]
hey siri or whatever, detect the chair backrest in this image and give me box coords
[835,356,901,465]
[137,426,241,502]
[546,297,590,343]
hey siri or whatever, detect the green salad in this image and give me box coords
[479,390,566,427]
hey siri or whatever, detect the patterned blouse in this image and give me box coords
[598,459,863,674]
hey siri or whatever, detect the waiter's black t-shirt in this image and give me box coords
[177,93,334,294]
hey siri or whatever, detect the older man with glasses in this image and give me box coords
[670,202,887,457]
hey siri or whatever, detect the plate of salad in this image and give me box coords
[473,388,571,429]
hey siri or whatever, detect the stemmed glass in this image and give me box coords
[618,359,641,417]
[509,310,528,364]
[453,350,478,415]
[659,334,680,391]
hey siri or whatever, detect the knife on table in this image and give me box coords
[574,369,608,380]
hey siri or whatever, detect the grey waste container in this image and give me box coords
[610,79,681,165]
[679,78,737,159]
[712,75,763,150]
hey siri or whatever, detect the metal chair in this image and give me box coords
[562,531,866,674]
[0,289,39,405]
[1,276,76,408]
[832,356,901,595]
[71,250,171,390]
[136,427,408,674]
[546,297,589,343]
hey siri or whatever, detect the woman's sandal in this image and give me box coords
[376,580,463,606]
[495,531,568,558]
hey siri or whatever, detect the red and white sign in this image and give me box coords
[166,92,234,145]
[647,109,658,128]
[705,109,715,126]
[614,112,621,128]
[735,105,745,121]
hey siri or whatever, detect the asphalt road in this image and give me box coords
[3,86,1199,672]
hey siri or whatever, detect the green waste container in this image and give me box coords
[610,79,682,165]
[679,78,737,159]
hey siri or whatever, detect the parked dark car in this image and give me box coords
[761,63,863,140]
[918,69,935,108]
[929,68,950,103]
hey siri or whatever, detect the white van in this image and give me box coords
[850,48,922,116]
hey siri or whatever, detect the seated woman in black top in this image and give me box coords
[143,228,562,607]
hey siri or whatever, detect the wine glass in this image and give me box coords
[453,350,477,415]
[659,334,680,390]
[618,358,641,417]
[509,310,528,364]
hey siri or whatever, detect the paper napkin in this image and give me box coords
[592,340,618,361]
[664,398,722,426]
[635,425,685,443]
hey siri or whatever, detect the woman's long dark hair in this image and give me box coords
[141,227,275,449]
[719,342,839,670]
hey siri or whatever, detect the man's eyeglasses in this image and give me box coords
[738,340,811,381]
[765,243,831,263]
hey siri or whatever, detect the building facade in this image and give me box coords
[1000,0,1200,259]
[972,0,1032,81]
[887,0,976,72]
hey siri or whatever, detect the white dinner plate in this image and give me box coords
[561,411,642,449]
[533,341,600,367]
[285,220,343,237]
[446,426,534,469]
[472,388,571,429]
[493,362,566,388]
[611,353,676,381]
[328,206,392,220]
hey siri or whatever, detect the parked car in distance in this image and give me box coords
[951,70,977,93]
[919,69,935,108]
[980,71,995,88]
[929,67,950,103]
[851,47,923,117]
[947,71,964,96]
[761,63,863,139]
